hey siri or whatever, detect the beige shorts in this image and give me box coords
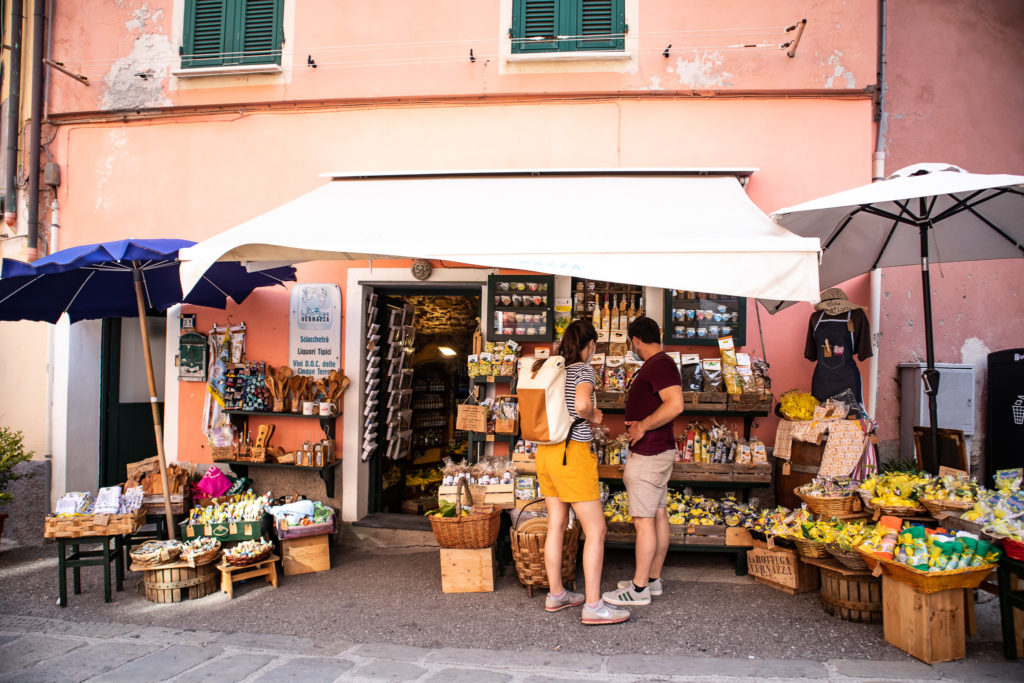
[623,449,676,518]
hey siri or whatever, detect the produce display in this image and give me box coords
[603,491,755,527]
[859,473,927,508]
[224,538,274,562]
[425,499,470,518]
[467,341,522,378]
[187,491,271,525]
[916,474,979,503]
[960,473,1024,540]
[778,390,819,421]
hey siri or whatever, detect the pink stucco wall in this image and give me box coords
[870,0,1024,465]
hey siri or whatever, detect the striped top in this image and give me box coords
[565,362,597,441]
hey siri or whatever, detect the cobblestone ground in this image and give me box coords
[1,540,1021,681]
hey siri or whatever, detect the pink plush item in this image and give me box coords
[194,466,232,498]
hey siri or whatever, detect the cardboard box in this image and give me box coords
[747,545,819,592]
[440,546,496,593]
[281,534,331,576]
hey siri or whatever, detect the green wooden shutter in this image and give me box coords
[183,0,228,67]
[576,0,624,51]
[239,0,284,65]
[512,0,559,53]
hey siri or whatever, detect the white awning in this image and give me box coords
[179,170,821,303]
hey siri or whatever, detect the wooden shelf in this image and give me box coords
[226,460,341,498]
[225,410,339,440]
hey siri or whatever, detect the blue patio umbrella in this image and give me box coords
[0,239,297,536]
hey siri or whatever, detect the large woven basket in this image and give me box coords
[920,499,973,518]
[429,479,501,549]
[509,500,581,597]
[794,487,858,517]
[130,542,181,568]
[825,543,870,571]
[874,557,997,594]
[792,536,831,559]
[224,545,273,566]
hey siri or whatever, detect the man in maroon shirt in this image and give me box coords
[603,316,684,607]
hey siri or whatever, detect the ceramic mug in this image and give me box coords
[302,401,316,416]
[319,402,337,417]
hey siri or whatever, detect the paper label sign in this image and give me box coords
[289,284,342,378]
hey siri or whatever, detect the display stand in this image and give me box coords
[56,534,128,607]
[882,574,967,664]
[218,554,280,599]
[998,554,1024,659]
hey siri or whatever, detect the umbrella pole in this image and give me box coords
[918,215,941,474]
[132,268,176,539]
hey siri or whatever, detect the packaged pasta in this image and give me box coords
[590,354,606,392]
[723,365,741,395]
[467,354,480,378]
[478,352,493,377]
[624,357,642,390]
[718,336,738,367]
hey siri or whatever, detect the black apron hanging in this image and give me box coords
[811,312,863,404]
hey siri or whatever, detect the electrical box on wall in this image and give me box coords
[43,162,61,187]
[898,362,975,461]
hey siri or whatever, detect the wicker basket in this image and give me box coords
[920,499,974,518]
[825,543,870,571]
[874,503,926,517]
[858,490,874,510]
[181,539,222,568]
[792,536,831,559]
[429,479,501,549]
[224,545,273,566]
[509,499,581,597]
[794,487,858,517]
[874,557,997,594]
[130,542,181,568]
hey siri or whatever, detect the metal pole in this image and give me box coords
[25,0,45,259]
[132,266,176,539]
[4,0,24,229]
[918,204,941,474]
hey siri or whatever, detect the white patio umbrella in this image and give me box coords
[767,163,1024,472]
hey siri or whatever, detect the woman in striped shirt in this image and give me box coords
[537,320,629,625]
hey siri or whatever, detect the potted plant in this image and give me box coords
[0,426,34,544]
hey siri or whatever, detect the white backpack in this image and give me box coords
[516,356,576,445]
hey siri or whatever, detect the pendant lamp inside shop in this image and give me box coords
[364,289,480,515]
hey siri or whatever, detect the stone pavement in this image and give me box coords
[0,613,1022,682]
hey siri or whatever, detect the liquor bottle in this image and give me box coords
[626,295,637,324]
[591,294,602,327]
[619,294,628,317]
[601,294,611,330]
[637,296,645,319]
[611,295,620,330]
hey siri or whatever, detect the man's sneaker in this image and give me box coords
[617,577,663,596]
[545,589,585,612]
[582,600,630,625]
[602,583,651,606]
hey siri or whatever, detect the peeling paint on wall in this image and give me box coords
[94,130,127,212]
[672,51,733,89]
[648,75,664,91]
[101,3,173,111]
[823,50,856,89]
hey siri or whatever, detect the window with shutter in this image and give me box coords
[182,0,283,69]
[511,0,624,54]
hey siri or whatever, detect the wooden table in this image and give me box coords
[56,534,128,607]
[217,554,279,599]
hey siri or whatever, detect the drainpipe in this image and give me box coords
[25,0,45,261]
[4,0,24,229]
[867,0,887,419]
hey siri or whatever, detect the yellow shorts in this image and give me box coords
[536,439,599,503]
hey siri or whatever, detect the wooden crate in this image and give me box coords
[733,463,772,484]
[44,508,146,539]
[883,575,965,663]
[139,561,219,603]
[686,524,727,546]
[747,544,819,593]
[440,546,497,593]
[726,527,755,547]
[696,391,728,407]
[281,534,330,576]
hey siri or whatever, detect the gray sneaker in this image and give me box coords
[602,583,651,606]
[545,589,585,612]
[582,600,630,625]
[617,577,663,596]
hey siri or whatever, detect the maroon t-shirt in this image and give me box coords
[625,351,682,455]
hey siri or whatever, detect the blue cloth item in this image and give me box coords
[269,500,316,526]
[0,238,296,323]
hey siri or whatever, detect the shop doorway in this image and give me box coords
[99,317,165,487]
[365,286,480,514]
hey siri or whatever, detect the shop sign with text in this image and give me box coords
[289,284,342,377]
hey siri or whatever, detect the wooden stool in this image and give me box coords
[217,554,279,599]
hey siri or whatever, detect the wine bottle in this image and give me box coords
[611,294,620,330]
[601,294,611,330]
[591,294,602,327]
[627,295,637,324]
